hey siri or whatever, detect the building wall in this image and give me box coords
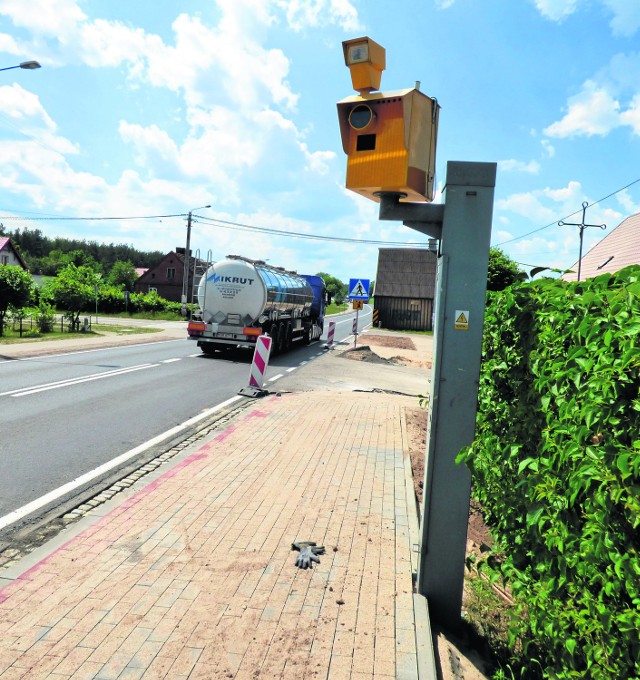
[134,252,185,302]
[375,295,434,331]
[0,243,27,269]
[0,250,24,267]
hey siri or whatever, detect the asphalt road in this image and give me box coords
[0,307,371,534]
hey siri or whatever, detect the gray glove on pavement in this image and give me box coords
[292,541,325,569]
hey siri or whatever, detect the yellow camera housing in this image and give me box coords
[337,87,440,203]
[342,36,386,94]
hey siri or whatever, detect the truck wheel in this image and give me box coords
[277,324,286,354]
[303,326,312,345]
[271,324,282,355]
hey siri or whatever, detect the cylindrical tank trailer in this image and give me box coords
[188,255,327,354]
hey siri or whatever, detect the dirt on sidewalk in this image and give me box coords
[341,330,495,679]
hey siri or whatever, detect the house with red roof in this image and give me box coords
[0,237,29,271]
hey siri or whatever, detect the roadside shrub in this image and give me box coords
[458,266,640,679]
[137,290,165,313]
[35,301,55,332]
[97,285,128,314]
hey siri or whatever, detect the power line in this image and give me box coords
[0,211,429,247]
[197,215,426,247]
[495,176,640,246]
[0,213,187,221]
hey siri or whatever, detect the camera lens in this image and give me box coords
[349,105,374,130]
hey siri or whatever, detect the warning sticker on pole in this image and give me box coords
[454,310,469,330]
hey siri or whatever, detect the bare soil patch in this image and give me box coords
[362,335,417,351]
[342,345,407,366]
[405,406,514,679]
[341,336,430,370]
[405,407,427,503]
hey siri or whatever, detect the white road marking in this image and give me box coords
[6,364,158,398]
[161,358,182,364]
[0,339,184,365]
[286,367,297,373]
[0,395,243,532]
[268,374,284,382]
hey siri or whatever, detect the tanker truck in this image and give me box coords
[187,255,328,354]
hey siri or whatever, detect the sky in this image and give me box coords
[1,0,640,283]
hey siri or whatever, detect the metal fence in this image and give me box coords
[4,314,91,337]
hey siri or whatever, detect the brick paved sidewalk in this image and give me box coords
[0,391,428,679]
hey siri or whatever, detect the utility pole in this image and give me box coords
[559,201,606,281]
[181,211,193,317]
[181,205,211,316]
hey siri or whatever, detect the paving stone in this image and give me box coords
[0,392,422,679]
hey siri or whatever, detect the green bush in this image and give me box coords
[458,266,640,679]
[35,301,55,332]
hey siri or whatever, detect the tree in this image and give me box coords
[44,264,96,330]
[316,272,348,304]
[487,247,523,292]
[107,260,138,291]
[0,265,32,336]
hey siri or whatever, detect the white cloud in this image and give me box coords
[616,188,640,213]
[497,192,559,224]
[498,159,540,174]
[0,84,78,155]
[531,0,640,35]
[513,235,559,255]
[541,139,555,158]
[544,180,583,202]
[274,0,360,31]
[602,0,640,36]
[299,144,335,174]
[495,228,513,240]
[532,0,580,21]
[544,81,620,138]
[0,1,366,273]
[0,31,19,54]
[0,0,86,37]
[619,94,640,134]
[0,83,55,130]
[78,19,157,70]
[544,52,640,139]
[118,122,179,171]
[496,181,586,228]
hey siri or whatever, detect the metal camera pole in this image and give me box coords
[379,161,496,630]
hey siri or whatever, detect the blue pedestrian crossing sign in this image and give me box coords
[348,278,370,300]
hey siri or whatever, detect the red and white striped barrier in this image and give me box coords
[352,317,358,335]
[326,321,336,348]
[238,334,272,396]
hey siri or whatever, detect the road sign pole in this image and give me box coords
[354,308,359,347]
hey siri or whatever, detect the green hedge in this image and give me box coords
[458,266,640,679]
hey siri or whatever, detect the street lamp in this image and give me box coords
[0,60,41,72]
[181,204,211,316]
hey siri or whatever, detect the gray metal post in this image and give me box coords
[378,160,496,630]
[420,161,495,629]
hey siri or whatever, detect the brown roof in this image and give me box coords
[374,248,437,298]
[563,212,640,281]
